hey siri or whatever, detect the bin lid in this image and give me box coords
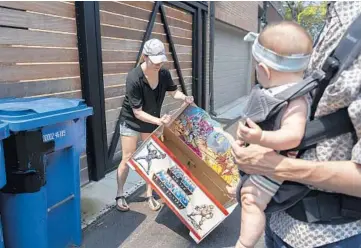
[0,97,93,131]
[0,122,9,140]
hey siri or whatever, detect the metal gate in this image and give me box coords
[76,1,208,181]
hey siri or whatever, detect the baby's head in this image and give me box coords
[250,21,313,88]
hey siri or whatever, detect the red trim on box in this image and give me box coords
[151,135,229,216]
[129,159,202,241]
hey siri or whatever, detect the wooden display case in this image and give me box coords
[127,104,239,243]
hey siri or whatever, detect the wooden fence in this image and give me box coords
[0,1,208,184]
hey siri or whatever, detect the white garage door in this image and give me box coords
[213,21,251,113]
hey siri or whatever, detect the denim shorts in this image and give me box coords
[119,122,139,137]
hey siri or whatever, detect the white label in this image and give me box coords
[43,130,66,142]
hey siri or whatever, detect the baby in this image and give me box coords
[233,21,313,248]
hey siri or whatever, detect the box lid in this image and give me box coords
[0,97,93,131]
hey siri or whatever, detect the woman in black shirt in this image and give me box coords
[116,39,193,211]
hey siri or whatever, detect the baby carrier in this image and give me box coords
[236,13,361,224]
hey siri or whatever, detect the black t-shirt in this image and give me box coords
[119,66,178,133]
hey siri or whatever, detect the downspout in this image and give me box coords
[262,1,269,28]
[209,1,217,116]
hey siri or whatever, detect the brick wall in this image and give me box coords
[214,1,259,32]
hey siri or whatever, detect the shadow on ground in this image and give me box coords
[155,204,241,248]
[81,188,147,248]
[81,208,146,248]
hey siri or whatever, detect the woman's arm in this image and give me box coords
[133,108,161,125]
[231,143,361,197]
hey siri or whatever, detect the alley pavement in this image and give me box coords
[81,186,265,248]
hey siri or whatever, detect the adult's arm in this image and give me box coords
[231,143,361,198]
[276,154,361,198]
[132,108,162,126]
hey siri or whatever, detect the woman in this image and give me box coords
[116,38,193,212]
[232,2,361,247]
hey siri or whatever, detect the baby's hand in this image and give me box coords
[237,118,263,145]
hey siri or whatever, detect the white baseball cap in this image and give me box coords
[143,38,168,64]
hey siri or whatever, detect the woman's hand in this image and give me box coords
[184,96,194,104]
[158,114,172,125]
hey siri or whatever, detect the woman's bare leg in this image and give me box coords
[116,135,138,211]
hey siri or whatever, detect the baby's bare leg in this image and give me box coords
[236,178,274,248]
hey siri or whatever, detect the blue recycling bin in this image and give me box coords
[0,122,9,248]
[0,98,93,248]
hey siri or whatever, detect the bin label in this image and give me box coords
[42,120,85,151]
[43,130,66,142]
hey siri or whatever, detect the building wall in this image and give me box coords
[205,1,284,114]
[204,1,259,114]
[213,21,251,112]
[215,1,258,32]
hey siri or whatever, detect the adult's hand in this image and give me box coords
[184,96,194,104]
[231,140,284,180]
[159,114,172,125]
[231,140,361,198]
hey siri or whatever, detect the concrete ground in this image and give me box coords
[80,115,252,248]
[81,169,145,228]
[81,187,265,248]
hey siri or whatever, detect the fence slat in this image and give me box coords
[0,7,76,33]
[102,51,191,62]
[0,27,77,47]
[0,64,80,82]
[100,2,159,23]
[0,47,78,63]
[0,2,75,18]
[101,25,191,46]
[100,11,192,39]
[163,4,192,23]
[0,77,81,98]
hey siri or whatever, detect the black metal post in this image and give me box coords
[201,9,207,109]
[261,1,269,28]
[196,8,203,108]
[135,2,161,67]
[75,1,107,181]
[107,1,160,164]
[166,1,195,13]
[159,2,188,95]
[185,1,208,11]
[209,1,216,116]
[192,8,198,105]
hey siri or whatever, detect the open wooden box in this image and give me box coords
[127,104,239,243]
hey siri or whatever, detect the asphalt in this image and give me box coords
[81,186,265,248]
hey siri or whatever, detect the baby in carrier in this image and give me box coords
[232,21,313,248]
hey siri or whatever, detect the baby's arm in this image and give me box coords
[259,97,308,150]
[238,97,308,150]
